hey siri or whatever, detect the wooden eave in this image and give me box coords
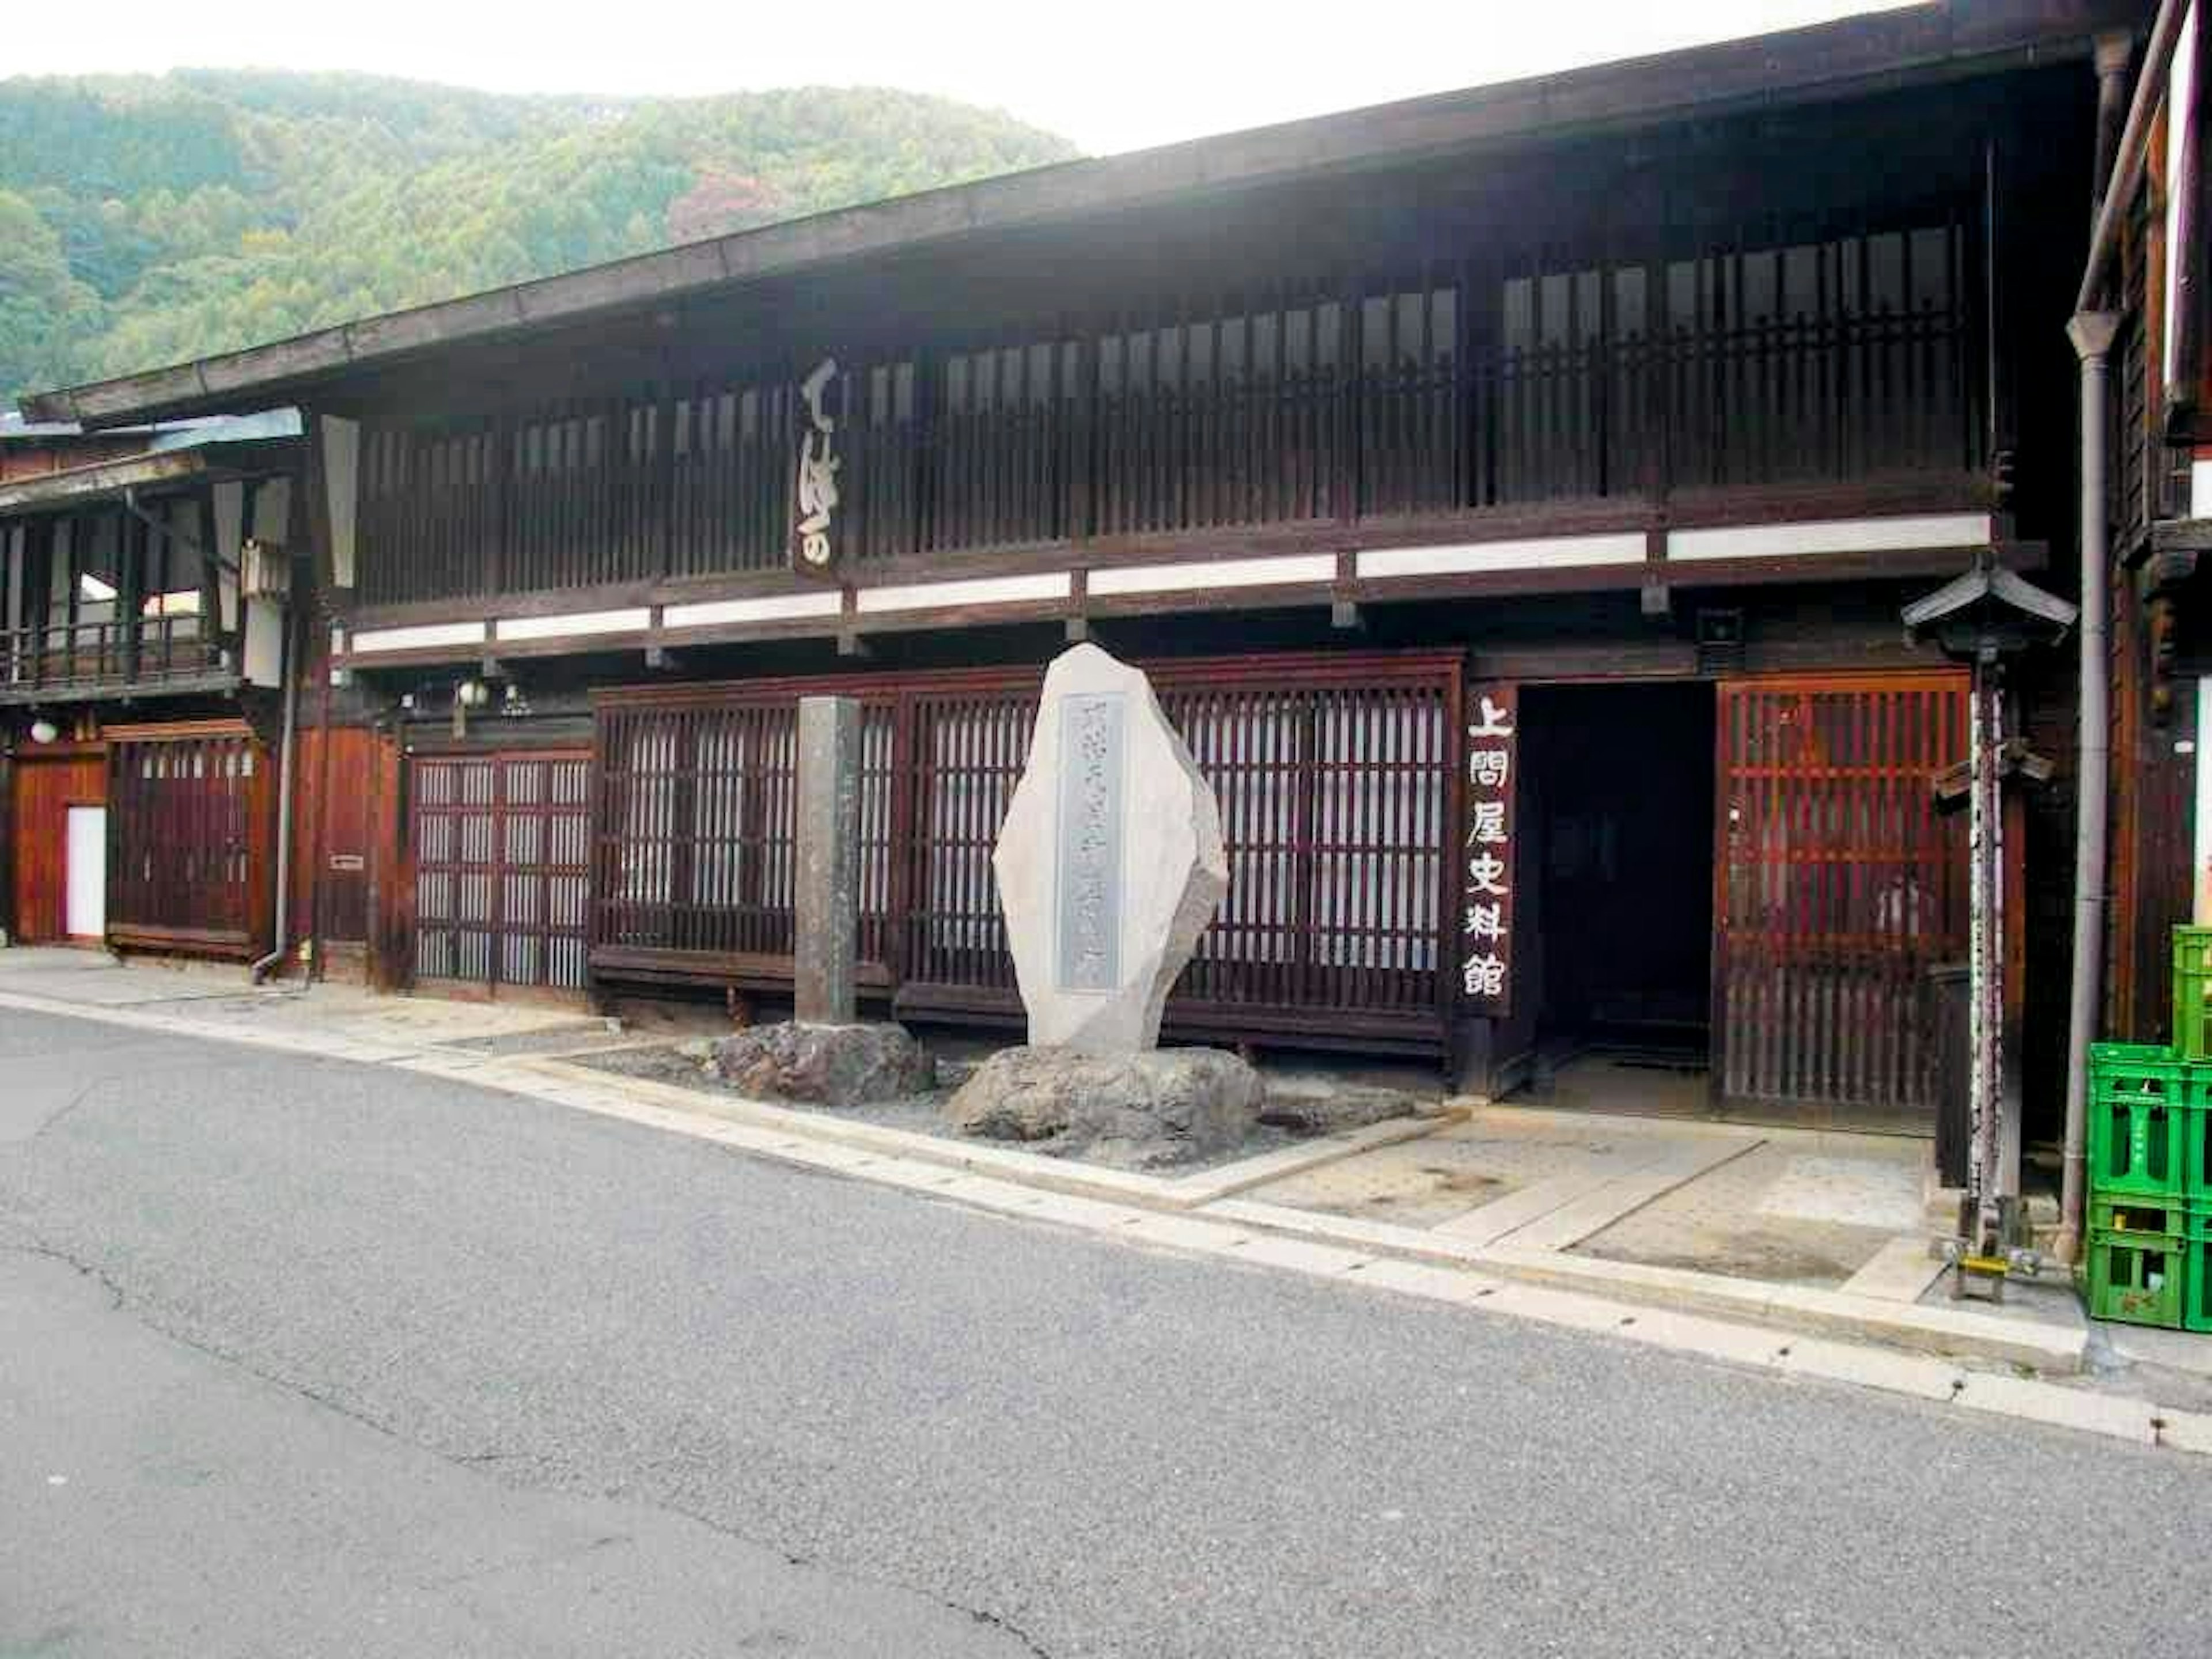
[0,449,207,516]
[21,0,2138,430]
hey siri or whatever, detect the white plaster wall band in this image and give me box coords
[1357,535,1646,578]
[1087,554,1336,596]
[854,572,1071,613]
[662,592,844,628]
[350,620,488,654]
[1666,513,1992,563]
[493,608,653,642]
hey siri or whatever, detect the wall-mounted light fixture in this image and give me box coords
[27,718,59,745]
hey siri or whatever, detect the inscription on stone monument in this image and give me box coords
[1054,692,1125,992]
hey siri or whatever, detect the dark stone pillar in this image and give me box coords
[794,695,859,1025]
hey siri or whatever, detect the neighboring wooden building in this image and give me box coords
[2090,1,2212,1051]
[0,415,309,962]
[19,1,2156,1137]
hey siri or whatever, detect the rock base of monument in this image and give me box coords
[1257,1074,1426,1136]
[710,1020,932,1108]
[945,1046,1263,1169]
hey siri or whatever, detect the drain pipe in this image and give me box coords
[250,597,302,985]
[2059,312,2119,1265]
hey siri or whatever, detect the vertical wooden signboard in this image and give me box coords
[789,356,843,579]
[1460,684,1517,1017]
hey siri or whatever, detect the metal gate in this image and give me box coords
[1714,674,1967,1113]
[411,750,590,993]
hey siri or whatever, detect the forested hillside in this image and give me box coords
[0,70,1078,401]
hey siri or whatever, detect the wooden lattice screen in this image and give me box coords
[590,650,1462,1052]
[411,751,591,992]
[1713,675,1967,1112]
[106,723,270,957]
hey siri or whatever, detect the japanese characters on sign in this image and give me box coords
[790,357,842,578]
[1460,686,1516,1014]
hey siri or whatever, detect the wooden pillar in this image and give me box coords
[0,741,15,945]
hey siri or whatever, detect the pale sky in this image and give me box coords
[3,0,1923,154]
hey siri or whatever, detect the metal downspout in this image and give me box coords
[2060,312,2119,1264]
[250,597,302,985]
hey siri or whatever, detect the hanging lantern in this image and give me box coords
[240,537,290,603]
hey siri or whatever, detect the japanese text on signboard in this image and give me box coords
[1461,687,1516,1013]
[790,357,842,577]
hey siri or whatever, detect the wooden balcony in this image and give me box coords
[349,214,1996,631]
[0,618,238,704]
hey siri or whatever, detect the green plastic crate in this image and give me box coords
[2186,1210,2212,1334]
[2088,1043,2195,1198]
[2086,1228,2188,1328]
[2177,927,2212,1063]
[2089,1194,2190,1238]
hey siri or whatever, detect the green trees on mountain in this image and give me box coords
[0,71,1077,401]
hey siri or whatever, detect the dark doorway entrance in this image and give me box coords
[1517,684,1715,1093]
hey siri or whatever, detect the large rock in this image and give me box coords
[1257,1074,1422,1136]
[993,643,1228,1054]
[710,1020,931,1107]
[945,1046,1263,1168]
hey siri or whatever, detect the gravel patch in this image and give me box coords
[569,1040,1307,1170]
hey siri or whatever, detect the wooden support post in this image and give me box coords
[0,743,14,946]
[794,695,860,1025]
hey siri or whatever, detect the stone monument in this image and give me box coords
[708,694,930,1107]
[946,643,1262,1166]
[991,642,1228,1052]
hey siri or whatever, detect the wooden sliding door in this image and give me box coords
[410,749,591,995]
[1713,674,1967,1115]
[106,721,271,959]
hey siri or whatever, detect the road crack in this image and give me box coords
[0,1227,1057,1656]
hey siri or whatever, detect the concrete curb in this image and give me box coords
[1203,1196,2086,1374]
[5,978,2203,1460]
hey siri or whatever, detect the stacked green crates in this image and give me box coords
[2183,927,2212,1331]
[2085,1040,2194,1327]
[2082,926,2212,1328]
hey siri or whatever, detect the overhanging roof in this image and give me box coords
[0,413,302,515]
[0,449,206,516]
[21,0,2140,429]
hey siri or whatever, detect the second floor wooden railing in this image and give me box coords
[1,616,228,694]
[358,216,1990,607]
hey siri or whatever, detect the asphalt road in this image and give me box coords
[3,1005,2209,1658]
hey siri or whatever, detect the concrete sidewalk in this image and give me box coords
[6,946,2210,1457]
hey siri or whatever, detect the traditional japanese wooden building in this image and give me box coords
[20,0,2164,1141]
[0,414,309,962]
